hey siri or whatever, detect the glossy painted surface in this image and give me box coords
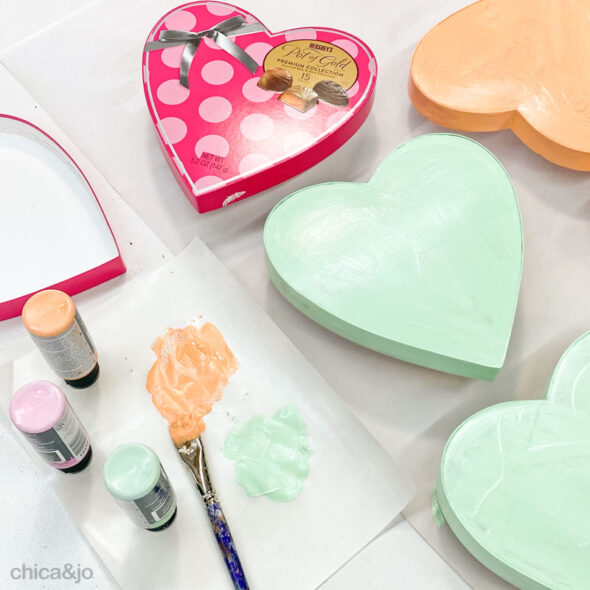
[409,0,590,170]
[103,443,177,530]
[264,133,522,380]
[436,332,590,589]
[22,290,75,337]
[9,380,66,434]
[224,405,311,501]
[146,323,238,445]
[103,443,161,501]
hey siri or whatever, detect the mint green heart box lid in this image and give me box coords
[434,332,590,589]
[264,134,523,380]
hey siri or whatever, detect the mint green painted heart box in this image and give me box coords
[264,134,523,380]
[435,333,590,589]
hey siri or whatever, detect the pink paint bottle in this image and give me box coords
[9,381,92,473]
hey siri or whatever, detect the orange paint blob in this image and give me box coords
[22,290,76,337]
[409,0,590,170]
[146,323,238,446]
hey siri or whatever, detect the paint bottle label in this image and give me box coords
[22,404,90,467]
[31,310,97,381]
[118,467,176,528]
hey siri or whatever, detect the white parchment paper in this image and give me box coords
[11,238,413,590]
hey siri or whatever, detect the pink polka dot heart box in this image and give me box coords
[142,1,377,213]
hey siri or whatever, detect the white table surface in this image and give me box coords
[5,0,587,588]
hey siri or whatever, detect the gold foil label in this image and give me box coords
[263,40,358,90]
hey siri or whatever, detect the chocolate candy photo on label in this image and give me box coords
[257,67,293,92]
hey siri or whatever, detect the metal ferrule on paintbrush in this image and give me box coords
[176,437,250,590]
[177,437,215,501]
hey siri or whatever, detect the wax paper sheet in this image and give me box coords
[11,238,413,590]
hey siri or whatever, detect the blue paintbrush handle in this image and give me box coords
[206,497,249,590]
[177,438,249,589]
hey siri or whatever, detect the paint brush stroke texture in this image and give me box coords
[264,134,522,380]
[436,332,590,589]
[146,323,238,445]
[409,0,590,170]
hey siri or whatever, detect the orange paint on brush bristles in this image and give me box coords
[146,323,238,446]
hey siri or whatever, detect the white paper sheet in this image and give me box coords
[10,238,413,590]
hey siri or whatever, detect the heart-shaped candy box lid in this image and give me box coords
[435,332,590,589]
[0,115,125,321]
[409,0,590,170]
[264,134,523,380]
[143,1,377,213]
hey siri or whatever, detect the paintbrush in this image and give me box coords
[176,436,250,590]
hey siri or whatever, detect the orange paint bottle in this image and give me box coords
[22,290,99,388]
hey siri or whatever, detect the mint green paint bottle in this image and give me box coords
[103,443,177,532]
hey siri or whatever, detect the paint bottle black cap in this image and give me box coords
[59,445,93,473]
[147,507,178,532]
[65,364,100,389]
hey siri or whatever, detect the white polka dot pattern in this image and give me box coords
[143,2,375,210]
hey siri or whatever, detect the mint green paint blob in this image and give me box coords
[223,405,311,502]
[263,134,522,380]
[103,443,176,529]
[436,332,590,589]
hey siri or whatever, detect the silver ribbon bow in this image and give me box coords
[145,15,265,88]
